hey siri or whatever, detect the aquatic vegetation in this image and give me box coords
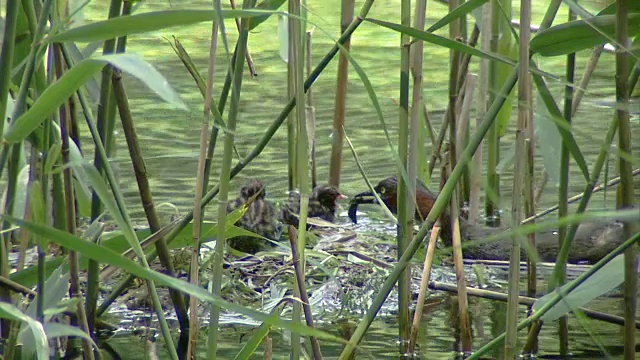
[0,0,638,359]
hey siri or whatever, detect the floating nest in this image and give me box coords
[112,216,624,327]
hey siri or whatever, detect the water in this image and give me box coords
[83,0,639,222]
[79,0,640,358]
[102,289,632,359]
[99,219,637,359]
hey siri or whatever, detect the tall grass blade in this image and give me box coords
[427,0,489,33]
[469,228,640,359]
[0,0,20,138]
[1,216,344,342]
[531,72,589,180]
[43,322,98,349]
[369,18,515,66]
[530,13,640,56]
[210,0,253,356]
[233,302,287,359]
[339,65,520,360]
[0,302,48,360]
[534,254,626,322]
[21,266,69,359]
[248,0,287,31]
[613,0,637,356]
[396,0,412,352]
[4,54,185,143]
[49,9,281,43]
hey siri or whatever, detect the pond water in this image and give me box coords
[101,297,633,360]
[82,0,639,221]
[77,0,640,358]
[100,244,635,359]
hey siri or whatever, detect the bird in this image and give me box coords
[226,179,283,254]
[280,185,347,227]
[347,176,628,264]
[348,176,439,224]
[348,176,454,242]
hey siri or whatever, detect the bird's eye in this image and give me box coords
[380,187,385,194]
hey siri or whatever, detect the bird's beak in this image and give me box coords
[348,190,378,224]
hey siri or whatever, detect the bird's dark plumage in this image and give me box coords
[227,179,282,254]
[280,185,346,227]
[348,176,437,223]
[348,176,453,242]
[348,177,626,264]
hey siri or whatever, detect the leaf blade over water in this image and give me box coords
[4,54,185,143]
[533,254,626,322]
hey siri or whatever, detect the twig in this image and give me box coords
[408,224,440,351]
[288,226,323,360]
[522,168,640,224]
[331,250,390,269]
[229,0,257,77]
[0,275,36,297]
[429,281,640,329]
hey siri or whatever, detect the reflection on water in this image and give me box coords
[101,293,633,359]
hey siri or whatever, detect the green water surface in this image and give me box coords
[79,0,639,358]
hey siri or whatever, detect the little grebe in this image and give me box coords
[348,176,439,223]
[348,177,626,264]
[280,185,346,227]
[226,179,283,253]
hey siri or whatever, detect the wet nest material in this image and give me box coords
[112,217,601,329]
[115,220,507,326]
